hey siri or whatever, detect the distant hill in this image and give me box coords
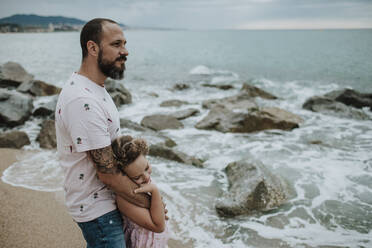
[0,14,86,27]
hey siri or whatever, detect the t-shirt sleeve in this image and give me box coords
[64,97,111,152]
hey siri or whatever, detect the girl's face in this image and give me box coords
[125,154,152,185]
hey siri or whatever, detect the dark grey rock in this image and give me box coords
[160,100,189,107]
[172,83,190,91]
[0,130,31,148]
[105,79,132,106]
[33,95,58,117]
[0,62,34,88]
[36,119,56,149]
[303,96,370,120]
[169,108,200,120]
[201,83,234,90]
[324,88,372,110]
[149,143,204,167]
[215,159,287,217]
[17,80,61,96]
[0,89,34,127]
[195,106,302,133]
[141,114,184,131]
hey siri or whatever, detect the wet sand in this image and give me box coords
[0,148,85,248]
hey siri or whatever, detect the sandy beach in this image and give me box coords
[0,148,85,248]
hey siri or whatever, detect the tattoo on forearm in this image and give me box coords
[88,145,118,174]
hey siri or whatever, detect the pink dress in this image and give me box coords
[122,215,169,248]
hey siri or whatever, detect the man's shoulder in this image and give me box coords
[59,76,97,106]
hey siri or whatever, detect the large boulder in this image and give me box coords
[169,108,200,120]
[240,83,278,100]
[105,79,132,107]
[303,96,370,120]
[149,143,204,167]
[141,114,184,131]
[0,62,34,88]
[17,80,61,96]
[195,106,302,133]
[215,159,287,217]
[0,131,30,148]
[36,119,56,149]
[0,89,34,127]
[324,88,372,110]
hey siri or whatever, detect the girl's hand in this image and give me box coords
[134,183,157,194]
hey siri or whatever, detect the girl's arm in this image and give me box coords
[116,183,165,233]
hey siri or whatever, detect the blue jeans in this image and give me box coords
[77,209,126,248]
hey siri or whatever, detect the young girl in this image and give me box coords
[111,135,169,248]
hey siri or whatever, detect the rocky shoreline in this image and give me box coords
[1,61,371,217]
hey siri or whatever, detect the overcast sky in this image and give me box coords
[1,0,372,29]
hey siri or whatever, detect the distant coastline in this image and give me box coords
[0,14,124,33]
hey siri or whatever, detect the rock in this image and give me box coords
[0,62,34,88]
[302,96,370,120]
[160,100,189,107]
[202,83,234,90]
[17,80,61,96]
[36,119,56,149]
[324,88,372,110]
[0,89,34,127]
[202,93,258,110]
[215,159,287,217]
[120,118,148,131]
[0,131,31,148]
[141,114,184,131]
[201,83,234,90]
[149,143,204,167]
[240,83,278,100]
[172,83,190,91]
[33,96,58,117]
[105,79,132,106]
[120,118,177,147]
[109,91,132,107]
[148,92,159,97]
[195,106,302,133]
[261,107,304,125]
[169,108,200,120]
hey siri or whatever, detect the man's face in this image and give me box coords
[97,22,128,80]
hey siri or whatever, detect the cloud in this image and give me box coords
[0,0,371,29]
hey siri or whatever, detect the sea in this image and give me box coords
[1,29,372,248]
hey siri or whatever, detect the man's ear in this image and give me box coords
[87,40,99,57]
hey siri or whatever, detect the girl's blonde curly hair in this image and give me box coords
[111,135,149,171]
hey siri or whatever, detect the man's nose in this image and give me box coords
[120,46,129,56]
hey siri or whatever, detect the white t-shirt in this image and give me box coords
[55,72,121,222]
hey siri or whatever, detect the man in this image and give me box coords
[55,18,150,248]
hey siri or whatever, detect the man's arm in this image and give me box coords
[88,145,151,209]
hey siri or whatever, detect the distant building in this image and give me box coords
[48,23,54,32]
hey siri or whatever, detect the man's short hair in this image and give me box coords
[80,18,118,59]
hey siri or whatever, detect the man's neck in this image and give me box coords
[78,61,106,87]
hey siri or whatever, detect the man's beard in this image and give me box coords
[98,50,126,80]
